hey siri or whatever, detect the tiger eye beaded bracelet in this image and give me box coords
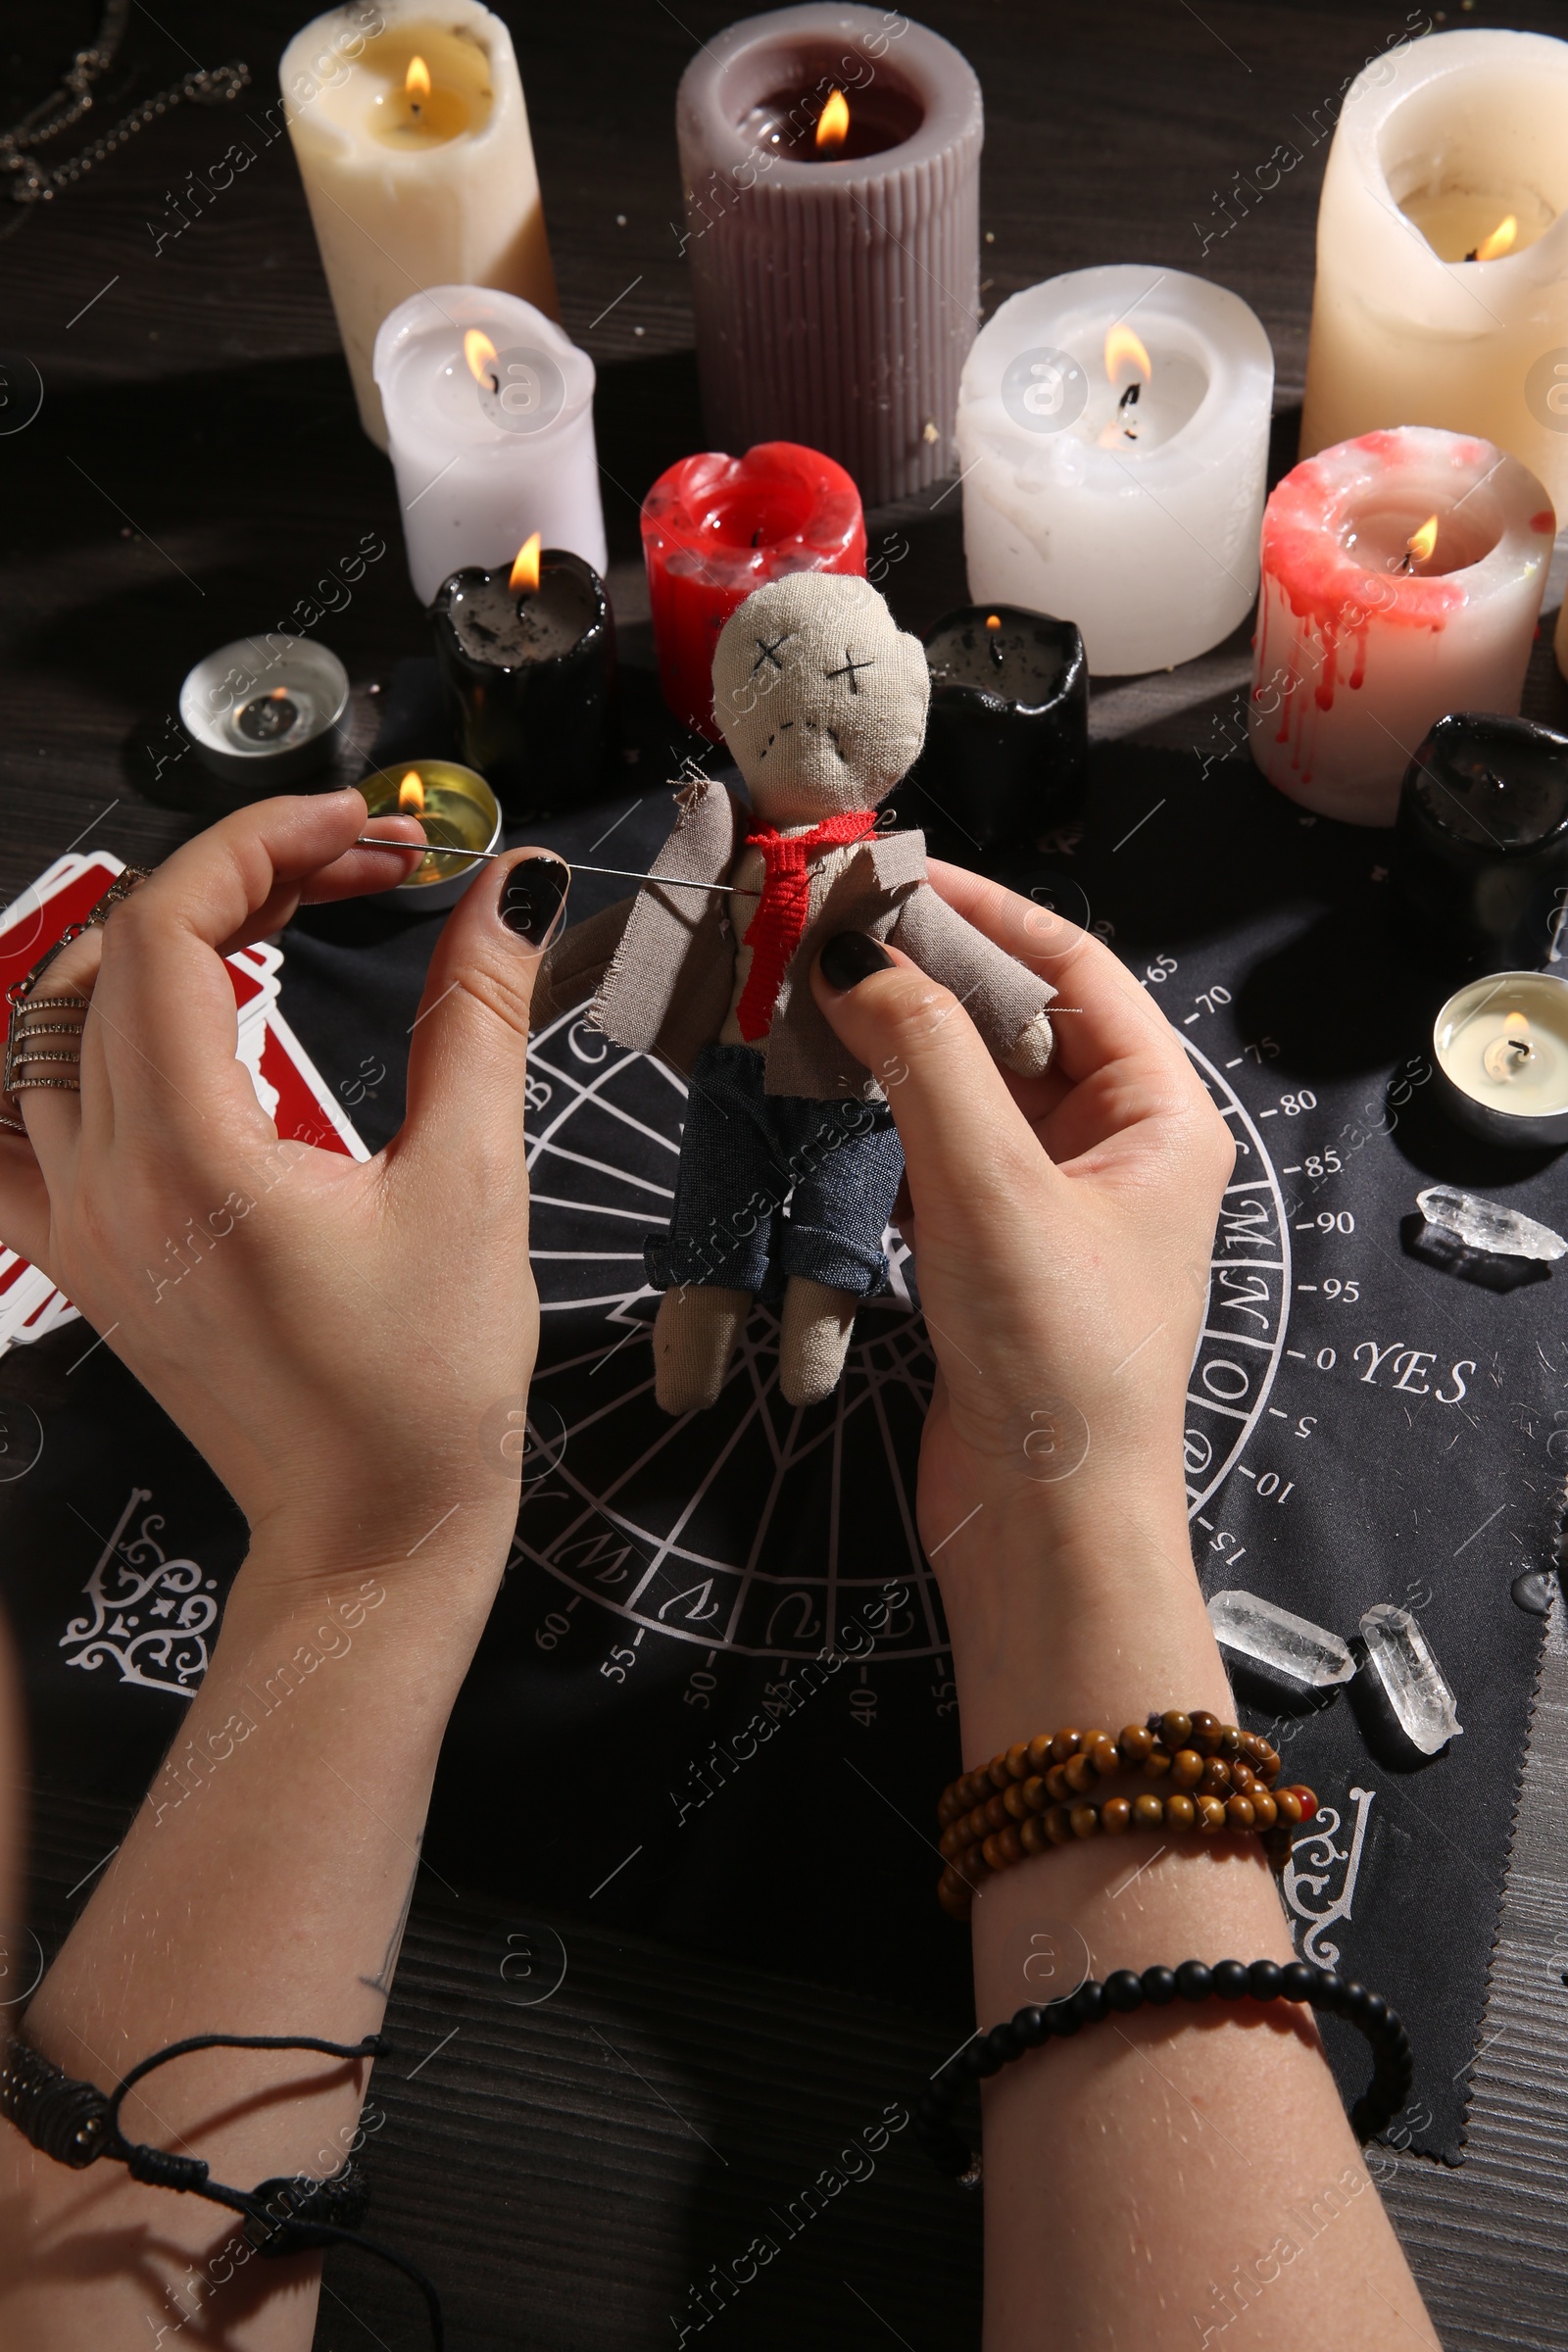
[935,1710,1316,1921]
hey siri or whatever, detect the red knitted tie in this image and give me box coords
[734,809,879,1042]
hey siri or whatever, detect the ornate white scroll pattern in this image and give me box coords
[60,1487,218,1697]
[1282,1785,1376,1969]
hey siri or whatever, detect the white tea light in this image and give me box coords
[179,638,349,789]
[281,1,558,450]
[1300,26,1568,514]
[1433,970,1568,1148]
[374,285,608,604]
[956,265,1274,674]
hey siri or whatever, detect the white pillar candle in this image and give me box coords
[956,266,1273,675]
[1249,427,1552,826]
[281,1,558,450]
[1299,27,1568,513]
[374,286,607,604]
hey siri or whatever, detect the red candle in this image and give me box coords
[640,439,866,740]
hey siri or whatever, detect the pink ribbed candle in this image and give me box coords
[677,6,983,509]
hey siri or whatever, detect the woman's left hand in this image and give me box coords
[0,788,564,1597]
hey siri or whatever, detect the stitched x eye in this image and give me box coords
[824,650,875,693]
[751,631,792,676]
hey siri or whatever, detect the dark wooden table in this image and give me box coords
[5,4,1568,2344]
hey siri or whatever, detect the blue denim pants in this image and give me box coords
[646,1044,906,1298]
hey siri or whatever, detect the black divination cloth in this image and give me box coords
[1,659,1561,2163]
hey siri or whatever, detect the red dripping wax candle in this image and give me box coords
[641,440,866,740]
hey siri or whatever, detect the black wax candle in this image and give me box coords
[430,547,612,819]
[1395,712,1568,970]
[902,605,1088,867]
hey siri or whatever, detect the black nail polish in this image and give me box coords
[500,857,568,946]
[819,930,893,991]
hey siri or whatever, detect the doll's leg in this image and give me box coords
[652,1284,753,1414]
[774,1098,906,1406]
[644,1046,790,1414]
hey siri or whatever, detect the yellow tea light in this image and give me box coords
[1433,971,1568,1148]
[360,760,501,911]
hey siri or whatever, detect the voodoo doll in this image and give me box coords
[536,571,1056,1412]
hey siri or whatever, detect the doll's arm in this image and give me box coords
[530,895,635,1027]
[888,883,1055,1074]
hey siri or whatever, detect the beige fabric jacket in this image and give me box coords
[533,780,1055,1102]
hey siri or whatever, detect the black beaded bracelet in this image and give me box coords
[0,2028,445,2346]
[914,1957,1413,2181]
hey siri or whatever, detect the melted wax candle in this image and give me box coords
[1299,26,1568,512]
[281,3,558,450]
[1396,713,1568,968]
[1248,428,1553,826]
[676,6,983,506]
[375,285,606,604]
[430,538,611,817]
[956,266,1273,674]
[641,441,865,741]
[906,606,1088,863]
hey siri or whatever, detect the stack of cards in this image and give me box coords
[0,849,368,1360]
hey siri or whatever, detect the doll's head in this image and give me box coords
[711,573,929,824]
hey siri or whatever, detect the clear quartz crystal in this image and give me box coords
[1207,1590,1356,1687]
[1416,1185,1566,1261]
[1360,1603,1463,1754]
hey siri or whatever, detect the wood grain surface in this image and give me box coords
[5,3,1568,2345]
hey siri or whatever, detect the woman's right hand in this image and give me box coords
[810,866,1235,1714]
[0,789,565,1602]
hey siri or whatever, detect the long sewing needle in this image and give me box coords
[354,835,734,892]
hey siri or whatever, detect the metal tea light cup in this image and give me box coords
[361,760,503,913]
[178,638,350,789]
[1432,968,1568,1148]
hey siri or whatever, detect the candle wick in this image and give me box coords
[1394,550,1414,574]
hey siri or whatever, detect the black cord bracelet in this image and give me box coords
[914,1957,1413,2181]
[0,2029,445,2348]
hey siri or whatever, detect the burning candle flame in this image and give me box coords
[1103,324,1152,385]
[399,771,425,814]
[816,88,850,151]
[406,55,431,98]
[985,613,1002,630]
[1471,213,1517,262]
[1406,514,1440,566]
[1504,1010,1532,1037]
[511,531,542,593]
[464,328,499,386]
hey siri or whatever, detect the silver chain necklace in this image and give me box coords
[1,2,250,230]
